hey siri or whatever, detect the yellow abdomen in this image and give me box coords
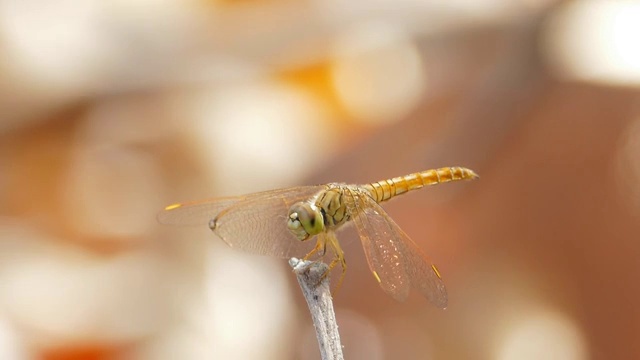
[363,167,479,203]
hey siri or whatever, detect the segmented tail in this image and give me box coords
[363,167,478,203]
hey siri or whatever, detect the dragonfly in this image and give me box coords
[158,166,478,308]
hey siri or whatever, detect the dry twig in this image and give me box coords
[290,258,344,360]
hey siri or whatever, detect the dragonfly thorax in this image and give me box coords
[287,202,325,240]
[315,186,351,229]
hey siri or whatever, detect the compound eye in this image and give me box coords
[287,202,324,240]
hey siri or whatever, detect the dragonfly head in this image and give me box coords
[287,202,324,240]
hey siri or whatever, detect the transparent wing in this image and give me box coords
[158,196,244,226]
[400,223,448,308]
[157,186,322,226]
[347,188,411,302]
[347,187,448,307]
[212,185,327,258]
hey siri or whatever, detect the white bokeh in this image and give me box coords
[542,0,640,86]
[496,308,587,360]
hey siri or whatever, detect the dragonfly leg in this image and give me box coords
[320,241,328,256]
[303,236,325,261]
[321,233,347,296]
[325,254,347,296]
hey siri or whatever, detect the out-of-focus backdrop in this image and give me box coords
[1,0,639,359]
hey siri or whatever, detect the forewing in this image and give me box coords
[157,196,244,226]
[348,188,448,307]
[158,186,321,226]
[347,188,411,302]
[212,185,326,258]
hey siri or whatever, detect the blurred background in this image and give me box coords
[0,0,639,359]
